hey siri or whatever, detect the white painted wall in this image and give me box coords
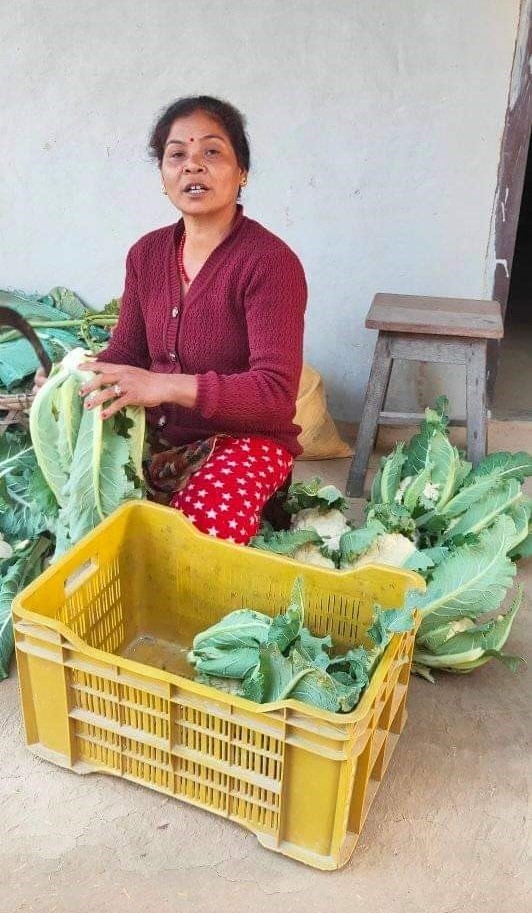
[0,0,521,419]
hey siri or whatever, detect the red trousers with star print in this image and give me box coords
[170,436,294,544]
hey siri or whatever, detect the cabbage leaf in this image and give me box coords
[412,515,517,637]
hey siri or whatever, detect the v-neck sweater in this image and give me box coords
[98,206,307,455]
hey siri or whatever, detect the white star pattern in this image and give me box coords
[174,437,292,545]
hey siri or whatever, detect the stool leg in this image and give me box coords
[346,333,393,497]
[466,340,487,465]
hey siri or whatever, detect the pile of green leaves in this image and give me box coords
[187,578,415,713]
[367,397,531,679]
[0,538,52,679]
[0,287,118,390]
[0,426,56,677]
[369,397,531,554]
[250,397,531,681]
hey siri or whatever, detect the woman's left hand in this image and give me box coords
[78,361,173,419]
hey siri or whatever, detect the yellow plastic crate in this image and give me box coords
[13,502,424,870]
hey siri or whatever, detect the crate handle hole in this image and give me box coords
[65,557,99,596]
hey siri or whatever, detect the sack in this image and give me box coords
[295,364,352,460]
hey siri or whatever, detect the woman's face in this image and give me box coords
[160,111,246,219]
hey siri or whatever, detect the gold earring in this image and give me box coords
[240,177,247,187]
[162,185,168,195]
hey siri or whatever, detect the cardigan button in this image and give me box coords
[172,306,179,318]
[168,352,177,362]
[157,415,167,428]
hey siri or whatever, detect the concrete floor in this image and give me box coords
[2,423,531,913]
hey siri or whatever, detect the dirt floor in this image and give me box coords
[1,422,531,913]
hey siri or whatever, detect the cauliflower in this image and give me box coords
[291,508,350,552]
[0,534,13,560]
[394,476,413,504]
[292,543,336,569]
[422,481,441,503]
[349,533,416,570]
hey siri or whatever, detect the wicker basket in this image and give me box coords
[0,392,33,432]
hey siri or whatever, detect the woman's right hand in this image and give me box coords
[32,366,47,394]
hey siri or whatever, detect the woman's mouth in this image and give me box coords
[183,183,209,196]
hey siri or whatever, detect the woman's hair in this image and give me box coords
[148,95,250,172]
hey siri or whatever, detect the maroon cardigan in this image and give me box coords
[98,206,307,456]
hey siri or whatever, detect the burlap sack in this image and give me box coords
[295,364,352,460]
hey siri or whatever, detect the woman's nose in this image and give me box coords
[184,153,205,172]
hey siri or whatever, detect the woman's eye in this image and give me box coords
[204,148,220,157]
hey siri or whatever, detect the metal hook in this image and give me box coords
[0,306,53,377]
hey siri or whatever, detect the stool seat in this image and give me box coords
[366,293,504,338]
[346,293,503,498]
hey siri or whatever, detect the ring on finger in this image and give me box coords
[113,384,123,397]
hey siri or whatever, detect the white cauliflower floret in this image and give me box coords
[422,481,441,503]
[0,534,13,560]
[292,543,336,569]
[349,533,416,569]
[291,508,349,552]
[394,476,413,504]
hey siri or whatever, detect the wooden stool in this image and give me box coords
[346,293,504,497]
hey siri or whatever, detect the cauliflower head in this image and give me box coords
[349,533,416,570]
[292,543,336,569]
[291,508,349,546]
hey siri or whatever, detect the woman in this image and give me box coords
[73,96,307,543]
